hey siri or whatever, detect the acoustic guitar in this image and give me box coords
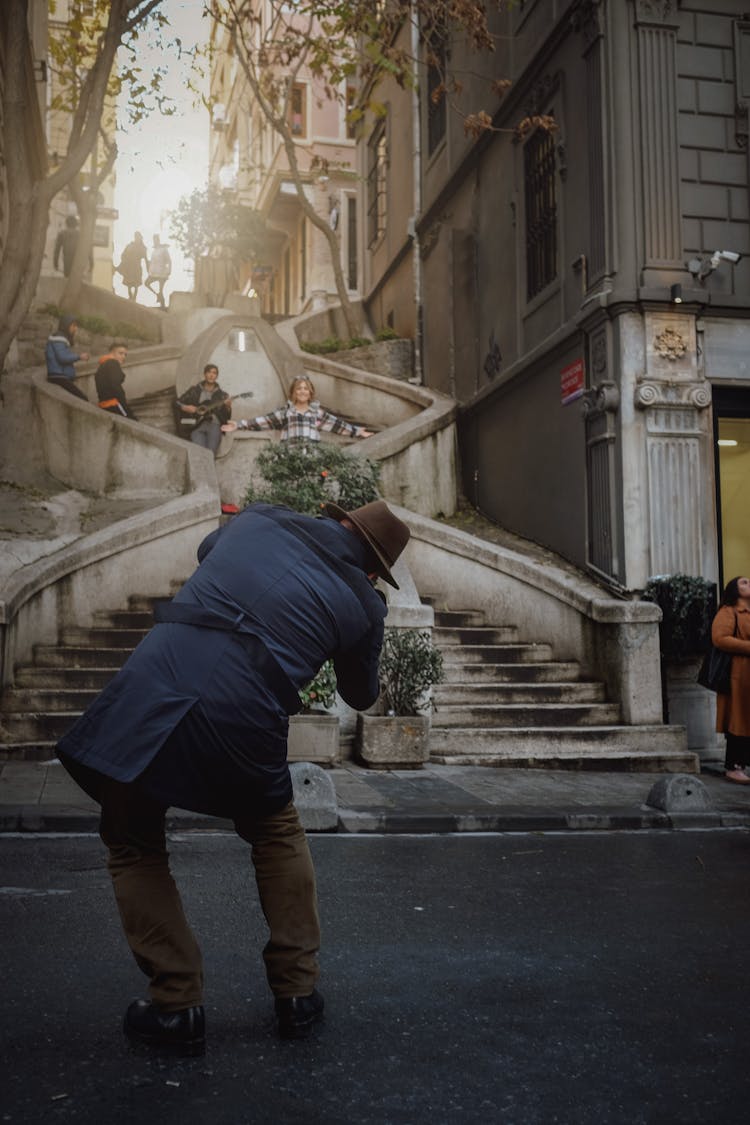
[174,390,254,435]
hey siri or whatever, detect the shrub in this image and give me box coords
[642,574,716,659]
[300,336,344,355]
[244,442,380,516]
[38,304,150,342]
[375,326,400,341]
[299,335,375,355]
[298,660,337,712]
[378,629,444,716]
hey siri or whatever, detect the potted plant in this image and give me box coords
[642,574,719,759]
[288,661,340,765]
[357,628,444,769]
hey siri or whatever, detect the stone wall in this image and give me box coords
[323,339,414,382]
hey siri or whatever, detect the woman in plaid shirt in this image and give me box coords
[221,375,372,443]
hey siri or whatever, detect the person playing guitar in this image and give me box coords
[175,364,235,456]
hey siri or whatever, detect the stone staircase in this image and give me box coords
[0,597,159,761]
[131,387,179,434]
[0,597,695,772]
[428,606,695,771]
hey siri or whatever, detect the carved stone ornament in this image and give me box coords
[526,72,560,116]
[736,102,748,151]
[571,0,604,50]
[420,221,441,260]
[634,0,678,24]
[483,331,502,381]
[653,327,687,360]
[590,332,608,379]
[581,380,620,417]
[634,382,711,410]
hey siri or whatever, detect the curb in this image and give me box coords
[2,806,750,836]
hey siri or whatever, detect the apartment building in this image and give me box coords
[209,4,360,316]
[358,0,750,594]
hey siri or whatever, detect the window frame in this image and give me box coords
[288,81,308,139]
[523,122,558,302]
[366,119,388,248]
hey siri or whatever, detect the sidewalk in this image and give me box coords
[2,758,750,834]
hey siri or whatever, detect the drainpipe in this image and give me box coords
[410,4,424,385]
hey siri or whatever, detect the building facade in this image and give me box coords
[360,0,750,595]
[208,5,360,317]
[44,0,117,291]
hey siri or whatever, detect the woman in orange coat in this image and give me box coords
[712,575,750,783]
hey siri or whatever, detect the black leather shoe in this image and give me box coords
[275,990,324,1040]
[124,1000,206,1056]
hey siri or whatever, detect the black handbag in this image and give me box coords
[697,612,736,694]
[697,646,732,693]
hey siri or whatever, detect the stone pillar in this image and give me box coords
[632,0,684,286]
[633,312,715,579]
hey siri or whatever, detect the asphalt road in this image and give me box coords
[2,830,750,1125]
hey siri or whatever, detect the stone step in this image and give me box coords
[434,681,606,705]
[440,661,582,684]
[59,626,148,648]
[433,625,519,646]
[130,390,177,433]
[93,609,155,629]
[1,687,99,712]
[1,711,82,741]
[432,702,621,728]
[437,643,554,665]
[127,593,177,612]
[33,645,130,669]
[0,741,56,763]
[13,666,120,690]
[432,610,486,628]
[428,725,695,771]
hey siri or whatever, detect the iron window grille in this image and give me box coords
[524,126,557,300]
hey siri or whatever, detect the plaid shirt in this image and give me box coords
[239,400,360,442]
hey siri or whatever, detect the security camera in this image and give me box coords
[713,250,741,265]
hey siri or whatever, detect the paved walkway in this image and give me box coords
[2,758,750,833]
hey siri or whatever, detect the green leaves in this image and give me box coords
[168,186,269,262]
[378,629,444,716]
[244,442,381,516]
[298,660,338,711]
[643,574,717,660]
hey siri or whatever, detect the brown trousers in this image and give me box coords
[59,755,320,1011]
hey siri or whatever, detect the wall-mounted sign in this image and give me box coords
[561,358,585,405]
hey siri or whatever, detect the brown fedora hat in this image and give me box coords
[324,500,410,588]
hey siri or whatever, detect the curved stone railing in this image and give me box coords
[400,507,664,726]
[274,313,459,519]
[0,372,220,687]
[170,310,459,518]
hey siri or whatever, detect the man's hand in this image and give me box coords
[181,404,198,414]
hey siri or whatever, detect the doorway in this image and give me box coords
[713,385,750,587]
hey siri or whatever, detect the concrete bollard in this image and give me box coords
[645,774,714,813]
[290,762,338,831]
